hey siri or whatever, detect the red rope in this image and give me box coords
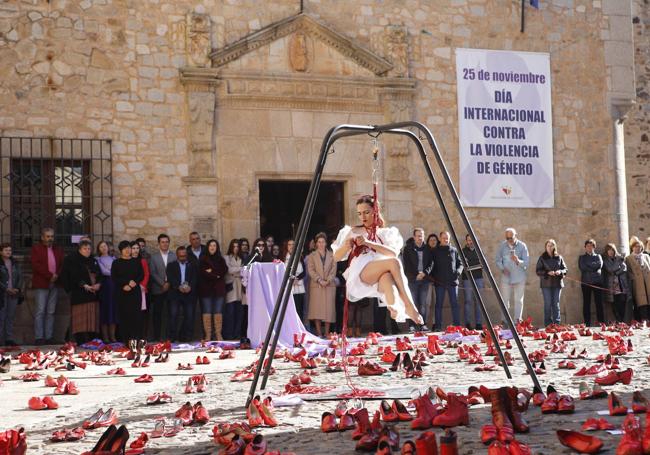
[339,184,384,398]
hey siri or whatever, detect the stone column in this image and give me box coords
[612,100,636,254]
[180,67,221,238]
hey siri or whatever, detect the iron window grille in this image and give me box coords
[0,137,113,254]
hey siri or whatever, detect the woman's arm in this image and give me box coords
[363,238,398,257]
[306,254,319,281]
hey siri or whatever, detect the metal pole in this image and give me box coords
[387,129,511,377]
[397,121,541,392]
[520,0,525,33]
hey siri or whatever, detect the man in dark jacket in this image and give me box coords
[461,234,483,330]
[430,231,463,330]
[402,228,433,331]
[30,227,64,345]
[166,246,198,342]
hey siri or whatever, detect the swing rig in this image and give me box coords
[245,121,542,408]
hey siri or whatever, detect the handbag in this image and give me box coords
[225,282,234,293]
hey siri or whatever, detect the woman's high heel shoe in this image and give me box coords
[82,424,117,454]
[389,353,402,372]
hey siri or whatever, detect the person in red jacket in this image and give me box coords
[30,227,64,345]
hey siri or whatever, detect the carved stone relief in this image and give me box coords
[289,32,310,72]
[384,25,409,78]
[187,13,211,68]
[382,91,415,187]
[187,89,216,176]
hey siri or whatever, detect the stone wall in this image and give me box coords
[627,0,650,241]
[0,0,638,341]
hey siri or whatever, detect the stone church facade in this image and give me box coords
[0,0,643,338]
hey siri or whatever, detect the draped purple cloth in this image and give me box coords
[246,262,316,348]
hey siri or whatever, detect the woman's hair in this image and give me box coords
[206,239,221,256]
[117,240,131,252]
[355,195,385,228]
[603,243,619,257]
[584,238,596,247]
[314,232,327,244]
[96,240,109,256]
[130,240,141,258]
[631,238,645,253]
[0,242,10,251]
[253,238,265,250]
[226,239,240,257]
[78,239,92,250]
[427,233,439,246]
[543,239,558,257]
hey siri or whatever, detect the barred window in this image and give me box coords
[1,138,113,253]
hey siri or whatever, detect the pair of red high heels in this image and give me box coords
[134,374,153,383]
[196,355,211,365]
[51,427,85,443]
[81,424,128,455]
[175,401,210,426]
[609,390,649,415]
[578,381,608,400]
[82,408,118,430]
[217,433,271,455]
[131,353,150,368]
[146,392,173,405]
[379,399,412,422]
[247,397,277,428]
[185,376,207,393]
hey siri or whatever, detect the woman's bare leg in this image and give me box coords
[324,322,330,336]
[360,259,423,324]
[377,272,399,319]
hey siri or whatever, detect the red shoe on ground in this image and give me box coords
[321,412,337,433]
[193,401,210,424]
[27,397,47,410]
[595,367,633,386]
[431,393,469,427]
[557,430,603,454]
[609,392,628,416]
[617,414,643,455]
[175,402,195,426]
[632,391,648,414]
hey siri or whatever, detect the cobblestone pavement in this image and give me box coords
[1,325,648,454]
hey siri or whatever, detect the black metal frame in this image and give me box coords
[246,122,541,407]
[0,137,113,254]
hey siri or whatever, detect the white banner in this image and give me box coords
[455,48,554,208]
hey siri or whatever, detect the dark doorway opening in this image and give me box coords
[259,180,344,251]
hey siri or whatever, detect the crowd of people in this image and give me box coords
[0,225,649,347]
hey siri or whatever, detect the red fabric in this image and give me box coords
[30,243,64,289]
[140,258,150,291]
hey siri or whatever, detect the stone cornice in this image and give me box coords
[179,67,221,88]
[181,176,218,185]
[209,14,393,76]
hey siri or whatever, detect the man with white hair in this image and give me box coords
[495,227,529,322]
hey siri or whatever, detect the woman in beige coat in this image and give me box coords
[625,238,650,320]
[306,232,336,337]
